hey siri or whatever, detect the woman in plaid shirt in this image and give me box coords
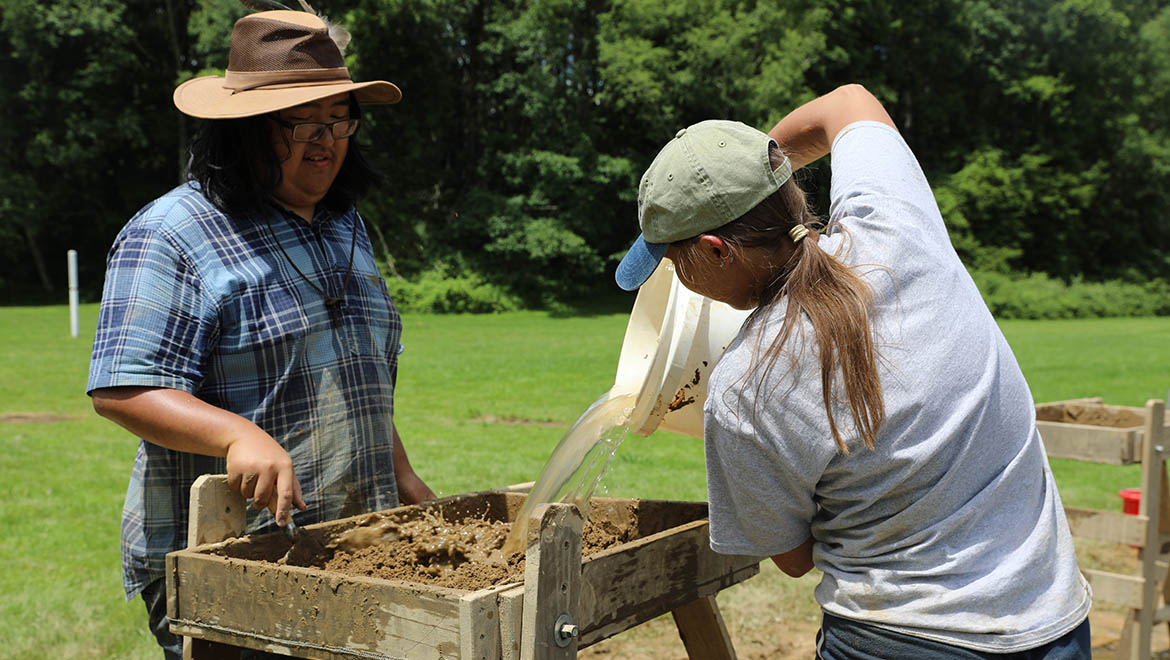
[87,10,433,658]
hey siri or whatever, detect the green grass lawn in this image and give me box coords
[1002,317,1170,511]
[1,304,1167,658]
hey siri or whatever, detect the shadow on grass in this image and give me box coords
[547,289,638,318]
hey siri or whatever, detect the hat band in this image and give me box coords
[223,67,352,93]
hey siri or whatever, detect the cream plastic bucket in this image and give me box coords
[613,260,753,438]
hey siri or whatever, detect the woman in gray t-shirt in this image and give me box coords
[614,85,1090,659]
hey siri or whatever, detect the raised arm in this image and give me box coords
[768,84,896,170]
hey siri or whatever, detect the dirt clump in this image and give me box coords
[296,508,636,591]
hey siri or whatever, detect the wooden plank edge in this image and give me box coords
[170,620,390,660]
[460,583,513,660]
[1064,507,1147,547]
[582,518,710,563]
[172,550,479,599]
[577,562,760,648]
[520,503,583,660]
[1082,569,1146,609]
[171,552,466,658]
[1038,423,1136,465]
[497,586,526,660]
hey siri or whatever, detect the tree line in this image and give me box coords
[3,0,1168,309]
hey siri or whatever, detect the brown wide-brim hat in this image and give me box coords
[174,10,401,119]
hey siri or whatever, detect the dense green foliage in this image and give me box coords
[384,267,522,313]
[3,0,1168,312]
[972,269,1170,319]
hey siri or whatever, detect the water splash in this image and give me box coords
[500,389,637,557]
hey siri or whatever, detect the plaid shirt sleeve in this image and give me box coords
[88,225,217,395]
[88,194,227,600]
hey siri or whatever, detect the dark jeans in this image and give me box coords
[141,579,294,660]
[141,579,182,660]
[816,612,1092,660]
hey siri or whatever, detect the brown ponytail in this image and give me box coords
[674,147,884,453]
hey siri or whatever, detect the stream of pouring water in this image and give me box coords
[500,389,638,557]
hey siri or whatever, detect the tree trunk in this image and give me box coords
[366,219,400,278]
[22,223,52,292]
[163,0,188,181]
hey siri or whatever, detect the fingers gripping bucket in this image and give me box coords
[614,261,752,438]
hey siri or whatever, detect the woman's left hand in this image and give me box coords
[392,423,437,504]
[397,469,437,505]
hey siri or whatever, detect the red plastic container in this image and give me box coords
[1120,488,1142,515]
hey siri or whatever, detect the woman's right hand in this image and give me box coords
[225,429,306,526]
[92,386,306,525]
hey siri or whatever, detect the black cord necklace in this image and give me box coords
[263,212,358,319]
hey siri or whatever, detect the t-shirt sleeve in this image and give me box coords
[87,227,217,395]
[827,121,949,246]
[704,383,837,557]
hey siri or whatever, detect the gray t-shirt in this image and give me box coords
[703,121,1090,652]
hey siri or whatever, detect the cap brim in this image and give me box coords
[615,236,668,291]
[174,76,402,119]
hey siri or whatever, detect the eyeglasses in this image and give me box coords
[269,116,360,142]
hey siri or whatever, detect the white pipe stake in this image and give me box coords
[68,250,79,338]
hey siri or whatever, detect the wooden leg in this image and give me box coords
[1116,609,1138,660]
[1163,563,1170,656]
[1135,401,1169,660]
[671,595,736,660]
[520,503,583,660]
[1159,460,1170,654]
[177,475,248,659]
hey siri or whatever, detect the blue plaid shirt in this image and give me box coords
[88,183,403,600]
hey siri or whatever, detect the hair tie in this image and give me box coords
[789,224,809,245]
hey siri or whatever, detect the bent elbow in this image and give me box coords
[771,536,816,578]
[776,561,813,578]
[835,83,877,104]
[90,386,138,422]
[91,392,115,419]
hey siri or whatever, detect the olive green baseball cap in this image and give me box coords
[616,119,792,290]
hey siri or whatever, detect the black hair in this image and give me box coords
[184,94,383,217]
